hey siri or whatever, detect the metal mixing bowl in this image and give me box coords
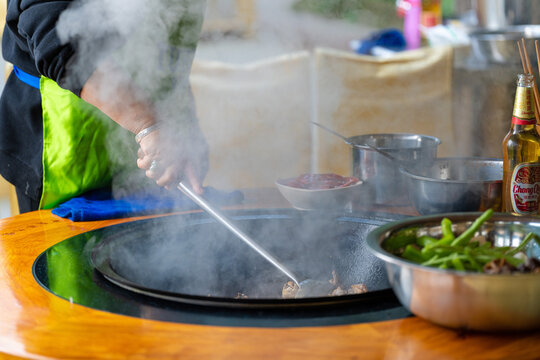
[401,158,503,215]
[367,212,540,331]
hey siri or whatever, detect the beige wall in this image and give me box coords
[191,46,454,189]
[191,52,312,189]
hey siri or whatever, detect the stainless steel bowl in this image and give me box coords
[348,133,441,206]
[367,212,540,331]
[401,158,503,215]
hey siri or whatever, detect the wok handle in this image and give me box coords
[177,181,301,286]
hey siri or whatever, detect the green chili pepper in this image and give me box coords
[451,209,493,247]
[502,255,525,267]
[506,232,538,256]
[383,226,419,253]
[402,244,426,264]
[421,254,440,266]
[451,255,466,271]
[464,247,483,272]
[439,261,449,269]
[422,218,456,252]
[416,235,438,247]
[421,253,467,266]
[441,217,454,240]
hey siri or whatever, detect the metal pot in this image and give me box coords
[348,134,441,206]
[475,0,540,30]
[469,25,540,65]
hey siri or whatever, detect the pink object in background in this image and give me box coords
[403,0,421,49]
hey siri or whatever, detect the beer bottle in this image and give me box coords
[502,73,540,215]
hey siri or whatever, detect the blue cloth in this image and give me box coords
[51,187,244,222]
[12,65,41,89]
[352,28,406,55]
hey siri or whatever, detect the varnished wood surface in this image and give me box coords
[0,189,539,360]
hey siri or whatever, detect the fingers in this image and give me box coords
[145,159,164,180]
[140,159,203,194]
[140,157,188,190]
[155,164,181,188]
[137,154,153,171]
[184,162,203,195]
[137,133,159,170]
[136,128,207,192]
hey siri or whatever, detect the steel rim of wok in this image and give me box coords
[90,209,406,308]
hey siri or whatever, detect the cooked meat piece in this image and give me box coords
[282,281,299,299]
[517,257,540,273]
[348,284,368,294]
[235,292,249,299]
[483,258,516,274]
[330,270,339,287]
[281,272,369,298]
[330,286,347,296]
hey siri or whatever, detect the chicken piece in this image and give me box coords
[282,281,299,299]
[483,258,515,274]
[348,284,368,294]
[517,257,540,273]
[329,270,339,287]
[330,286,347,296]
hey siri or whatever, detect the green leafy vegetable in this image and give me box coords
[382,209,540,273]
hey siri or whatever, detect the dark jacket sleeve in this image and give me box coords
[3,0,86,95]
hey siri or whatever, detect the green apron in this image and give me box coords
[39,77,115,209]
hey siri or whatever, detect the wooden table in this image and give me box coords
[0,189,539,359]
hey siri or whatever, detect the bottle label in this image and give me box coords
[510,163,540,214]
[512,87,537,125]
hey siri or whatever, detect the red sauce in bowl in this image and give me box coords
[280,173,360,190]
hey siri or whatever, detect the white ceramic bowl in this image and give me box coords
[275,175,368,211]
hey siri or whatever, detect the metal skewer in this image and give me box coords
[177,181,301,286]
[177,182,335,297]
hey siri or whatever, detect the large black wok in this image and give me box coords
[91,209,406,308]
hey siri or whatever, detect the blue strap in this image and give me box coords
[12,65,41,89]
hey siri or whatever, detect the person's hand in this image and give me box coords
[81,58,208,193]
[136,125,209,194]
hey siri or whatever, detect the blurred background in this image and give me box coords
[1,0,539,218]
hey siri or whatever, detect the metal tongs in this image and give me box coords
[177,182,333,298]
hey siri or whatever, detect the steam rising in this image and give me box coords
[56,0,208,198]
[57,0,205,100]
[51,1,520,301]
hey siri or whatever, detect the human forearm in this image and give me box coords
[80,59,156,135]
